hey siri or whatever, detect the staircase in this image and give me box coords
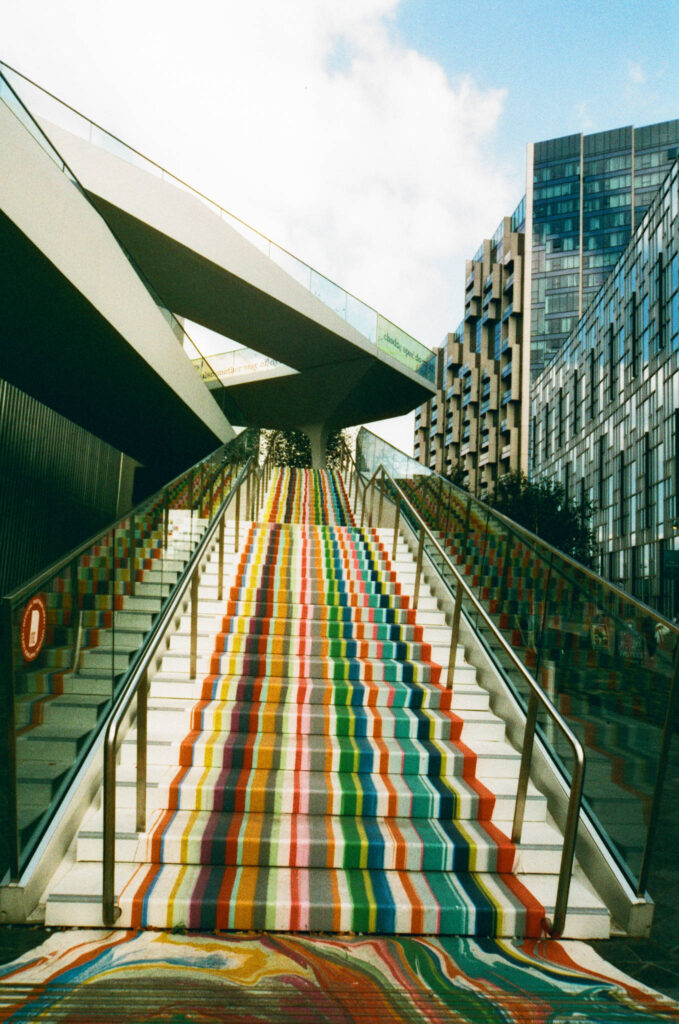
[12,511,207,857]
[44,468,609,937]
[398,474,668,873]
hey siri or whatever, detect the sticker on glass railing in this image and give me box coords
[20,594,47,662]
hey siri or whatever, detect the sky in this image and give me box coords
[3,0,679,454]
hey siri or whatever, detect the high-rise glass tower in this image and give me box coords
[526,120,679,378]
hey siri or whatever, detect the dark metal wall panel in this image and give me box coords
[0,377,125,593]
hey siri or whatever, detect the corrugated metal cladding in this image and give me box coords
[0,378,125,595]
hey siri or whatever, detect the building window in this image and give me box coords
[572,374,580,435]
[628,293,638,378]
[619,451,626,536]
[598,436,606,509]
[657,252,666,350]
[589,351,597,420]
[644,432,652,530]
[608,324,616,402]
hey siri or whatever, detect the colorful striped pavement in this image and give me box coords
[1,929,677,1023]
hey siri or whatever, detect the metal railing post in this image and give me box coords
[218,516,225,603]
[235,485,241,552]
[446,580,463,689]
[70,557,83,673]
[377,471,385,528]
[128,513,136,598]
[163,489,169,549]
[512,690,538,845]
[413,528,425,610]
[392,493,401,560]
[462,495,472,558]
[190,571,199,679]
[368,480,376,528]
[136,669,148,832]
[103,731,121,925]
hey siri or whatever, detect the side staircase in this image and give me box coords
[398,475,667,872]
[12,512,207,855]
[43,468,609,937]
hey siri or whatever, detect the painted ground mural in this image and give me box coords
[0,930,678,1023]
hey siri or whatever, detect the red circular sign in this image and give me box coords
[20,594,47,662]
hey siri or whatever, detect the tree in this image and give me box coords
[444,461,467,491]
[263,429,350,468]
[489,470,596,567]
[225,427,260,462]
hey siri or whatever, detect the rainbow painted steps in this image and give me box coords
[44,469,609,937]
[13,512,213,844]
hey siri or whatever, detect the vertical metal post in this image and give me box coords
[103,730,117,926]
[377,471,385,528]
[368,480,376,528]
[190,570,199,680]
[128,513,136,598]
[208,475,214,520]
[111,529,116,690]
[163,489,169,550]
[443,487,451,539]
[235,485,241,552]
[413,528,425,610]
[70,557,83,673]
[446,580,464,689]
[392,494,401,560]
[512,690,539,844]
[136,670,148,833]
[361,482,367,527]
[189,469,195,511]
[0,597,20,879]
[461,496,472,561]
[218,515,225,602]
[551,747,584,938]
[246,472,252,521]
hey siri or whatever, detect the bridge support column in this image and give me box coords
[301,423,329,469]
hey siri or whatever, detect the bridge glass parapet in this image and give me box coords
[357,426,679,904]
[1,63,434,385]
[0,67,225,392]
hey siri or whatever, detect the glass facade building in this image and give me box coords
[531,158,679,614]
[527,120,679,380]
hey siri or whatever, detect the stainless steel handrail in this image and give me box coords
[102,457,263,925]
[348,458,585,938]
[363,427,679,639]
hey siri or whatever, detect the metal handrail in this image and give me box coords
[374,441,679,639]
[350,460,585,939]
[102,457,263,925]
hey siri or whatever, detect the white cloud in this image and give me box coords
[628,62,646,85]
[3,0,518,451]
